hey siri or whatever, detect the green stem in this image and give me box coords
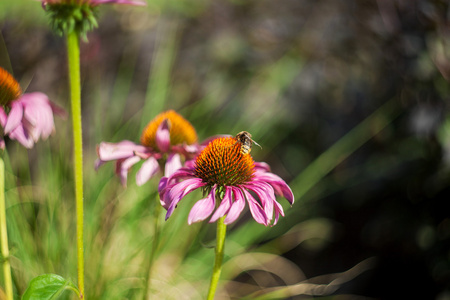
[0,157,13,300]
[206,216,227,300]
[143,201,162,299]
[67,31,85,299]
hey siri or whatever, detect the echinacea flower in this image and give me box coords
[96,110,204,187]
[0,67,65,149]
[159,136,294,226]
[40,0,146,38]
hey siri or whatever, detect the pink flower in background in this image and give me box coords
[96,110,204,187]
[0,67,65,149]
[159,136,294,226]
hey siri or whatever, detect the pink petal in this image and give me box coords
[165,178,205,220]
[25,102,54,141]
[4,101,23,134]
[165,153,182,177]
[116,156,141,187]
[97,141,149,161]
[188,187,216,224]
[245,182,275,223]
[255,172,294,204]
[165,167,196,185]
[271,199,285,226]
[254,162,271,172]
[155,118,171,153]
[136,156,160,186]
[0,107,7,127]
[243,189,268,226]
[210,187,232,223]
[184,159,196,169]
[224,187,246,225]
[158,177,169,207]
[21,93,49,125]
[8,123,34,149]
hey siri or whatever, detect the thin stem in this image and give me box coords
[0,157,13,300]
[143,201,162,300]
[67,31,85,299]
[206,216,227,300]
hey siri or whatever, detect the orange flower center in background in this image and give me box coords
[0,67,22,107]
[195,137,255,187]
[140,110,198,151]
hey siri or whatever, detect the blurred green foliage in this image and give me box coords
[1,0,450,299]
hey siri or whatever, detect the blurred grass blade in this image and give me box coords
[291,97,400,200]
[22,274,80,300]
[225,98,400,253]
[244,257,376,300]
[140,18,179,130]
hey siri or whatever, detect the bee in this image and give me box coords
[234,131,261,155]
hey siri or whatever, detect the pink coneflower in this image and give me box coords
[0,67,65,149]
[159,136,294,226]
[96,110,204,187]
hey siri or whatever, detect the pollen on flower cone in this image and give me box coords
[195,137,255,186]
[140,110,198,150]
[0,67,22,107]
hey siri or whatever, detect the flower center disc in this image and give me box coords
[195,137,255,187]
[0,67,22,107]
[140,110,198,151]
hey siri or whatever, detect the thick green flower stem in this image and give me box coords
[206,216,227,300]
[67,31,85,299]
[0,157,13,300]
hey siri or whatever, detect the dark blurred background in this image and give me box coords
[1,0,450,299]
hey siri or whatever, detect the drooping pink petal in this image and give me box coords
[136,156,160,186]
[271,199,285,226]
[255,172,294,204]
[116,156,141,187]
[8,123,34,149]
[210,187,233,223]
[0,107,7,127]
[4,101,23,134]
[156,118,171,153]
[184,159,196,169]
[165,167,196,185]
[224,187,246,225]
[21,93,47,125]
[97,140,148,161]
[165,178,205,220]
[243,189,268,226]
[158,177,169,206]
[188,187,216,224]
[27,105,53,141]
[0,108,5,149]
[245,181,275,223]
[165,153,182,177]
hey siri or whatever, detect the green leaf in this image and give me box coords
[22,274,80,300]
